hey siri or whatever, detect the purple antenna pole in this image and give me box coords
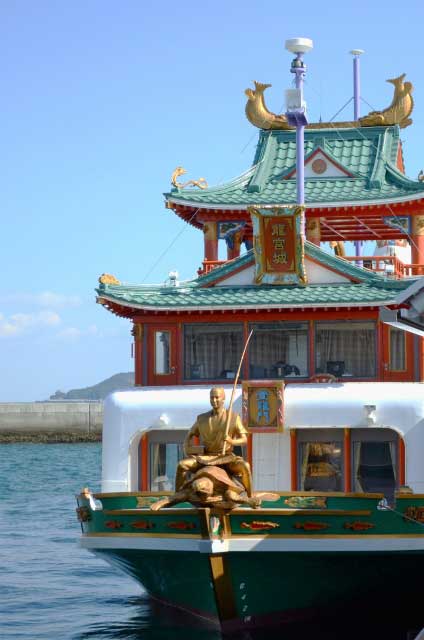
[350,49,364,122]
[293,55,306,206]
[350,49,364,259]
[285,38,313,237]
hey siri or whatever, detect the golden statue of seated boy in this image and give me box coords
[175,387,252,496]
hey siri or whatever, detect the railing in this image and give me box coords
[197,260,227,276]
[198,257,424,278]
[343,256,424,278]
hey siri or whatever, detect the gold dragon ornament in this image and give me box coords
[245,74,414,130]
[98,273,120,285]
[171,166,208,190]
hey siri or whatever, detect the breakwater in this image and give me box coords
[0,402,103,442]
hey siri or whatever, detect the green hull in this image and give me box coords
[89,547,424,629]
[77,491,424,630]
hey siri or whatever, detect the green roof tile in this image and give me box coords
[97,243,417,311]
[165,126,424,207]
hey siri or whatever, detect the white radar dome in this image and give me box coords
[285,38,313,54]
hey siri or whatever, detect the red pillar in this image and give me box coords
[132,323,143,386]
[139,434,148,490]
[410,215,424,274]
[203,222,218,261]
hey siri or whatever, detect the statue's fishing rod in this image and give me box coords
[222,329,254,454]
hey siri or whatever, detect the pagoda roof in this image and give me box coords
[97,242,419,315]
[165,126,424,211]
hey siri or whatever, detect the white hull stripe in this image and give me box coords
[80,535,424,553]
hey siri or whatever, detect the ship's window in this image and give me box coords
[315,321,376,378]
[184,323,243,380]
[299,440,343,491]
[154,331,170,375]
[389,327,406,371]
[143,429,187,491]
[352,428,398,503]
[248,322,309,379]
[149,442,184,491]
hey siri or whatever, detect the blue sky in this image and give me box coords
[2,1,424,401]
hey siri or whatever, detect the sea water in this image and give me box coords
[0,443,419,640]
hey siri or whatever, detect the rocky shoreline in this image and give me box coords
[0,432,102,444]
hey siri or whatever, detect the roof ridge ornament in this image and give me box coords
[171,166,208,190]
[99,273,120,285]
[245,74,414,130]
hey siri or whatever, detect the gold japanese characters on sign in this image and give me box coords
[249,205,307,285]
[242,380,285,433]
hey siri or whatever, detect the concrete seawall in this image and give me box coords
[0,402,103,442]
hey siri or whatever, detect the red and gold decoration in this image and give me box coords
[242,380,284,432]
[130,520,155,530]
[294,521,330,531]
[343,521,375,531]
[167,521,197,531]
[105,520,123,529]
[249,205,306,285]
[403,506,424,523]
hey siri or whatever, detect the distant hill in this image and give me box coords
[49,372,135,400]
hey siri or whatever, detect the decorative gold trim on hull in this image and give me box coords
[209,555,238,622]
[82,532,200,538]
[84,491,384,499]
[103,509,200,516]
[230,509,372,516]
[104,508,372,517]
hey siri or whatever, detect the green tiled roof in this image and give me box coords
[97,244,417,311]
[165,126,424,208]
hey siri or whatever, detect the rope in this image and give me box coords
[378,499,424,530]
[304,78,422,258]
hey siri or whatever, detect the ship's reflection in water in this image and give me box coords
[75,595,422,640]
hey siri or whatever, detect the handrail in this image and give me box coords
[343,255,424,278]
[197,260,227,276]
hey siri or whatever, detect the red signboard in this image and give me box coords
[262,216,296,274]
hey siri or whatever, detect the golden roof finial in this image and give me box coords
[98,273,120,285]
[244,74,414,130]
[171,166,208,190]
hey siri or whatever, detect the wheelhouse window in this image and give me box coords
[146,430,186,491]
[248,322,309,379]
[184,323,243,380]
[352,428,398,503]
[315,321,376,378]
[389,327,406,371]
[154,331,170,375]
[297,429,344,491]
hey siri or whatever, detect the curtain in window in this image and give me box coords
[249,333,289,369]
[317,326,375,377]
[184,326,243,379]
[389,329,406,371]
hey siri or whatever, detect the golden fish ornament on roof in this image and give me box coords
[245,74,414,130]
[171,166,208,190]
